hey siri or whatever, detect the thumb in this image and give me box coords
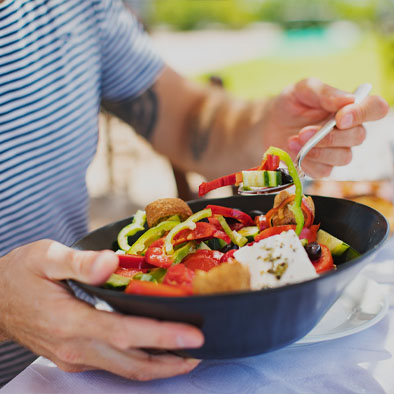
[294,78,355,112]
[41,241,119,285]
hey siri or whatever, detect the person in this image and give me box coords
[0,0,389,386]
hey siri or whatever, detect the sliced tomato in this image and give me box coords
[163,264,194,294]
[254,224,320,243]
[125,280,189,297]
[220,249,237,263]
[118,254,155,269]
[206,205,254,226]
[173,222,215,245]
[312,244,334,274]
[183,249,224,272]
[255,215,269,231]
[115,267,148,278]
[145,238,173,268]
[299,224,320,243]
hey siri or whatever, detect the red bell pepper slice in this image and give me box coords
[198,172,241,196]
[173,222,216,245]
[255,225,295,241]
[206,205,254,226]
[118,254,155,269]
[163,264,194,294]
[259,154,280,171]
[145,238,173,268]
[255,224,319,243]
[312,244,334,274]
[125,280,189,297]
[229,222,245,232]
[183,250,223,272]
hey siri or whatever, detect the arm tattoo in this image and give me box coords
[101,87,159,141]
[189,119,212,161]
[188,95,223,162]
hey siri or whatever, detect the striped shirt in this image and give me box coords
[0,0,163,385]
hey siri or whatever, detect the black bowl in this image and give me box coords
[71,195,388,359]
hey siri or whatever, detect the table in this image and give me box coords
[2,240,394,394]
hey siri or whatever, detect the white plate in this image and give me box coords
[294,275,389,345]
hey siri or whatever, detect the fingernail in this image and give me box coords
[186,358,201,364]
[340,113,353,129]
[90,252,113,277]
[299,129,316,144]
[288,139,301,152]
[176,335,203,348]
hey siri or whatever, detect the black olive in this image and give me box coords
[305,242,322,261]
[248,209,264,219]
[221,243,239,253]
[278,168,293,185]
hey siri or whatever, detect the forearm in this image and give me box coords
[102,67,272,179]
[153,69,271,179]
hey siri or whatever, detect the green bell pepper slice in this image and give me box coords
[117,210,146,251]
[264,146,304,235]
[216,215,248,247]
[164,208,212,254]
[133,268,167,284]
[127,217,180,255]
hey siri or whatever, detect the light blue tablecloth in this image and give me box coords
[2,240,394,394]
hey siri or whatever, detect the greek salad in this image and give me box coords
[104,147,359,297]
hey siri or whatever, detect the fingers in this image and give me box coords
[86,344,200,381]
[54,340,201,381]
[65,302,204,350]
[296,159,333,178]
[31,240,119,285]
[293,78,355,113]
[296,125,367,148]
[336,95,389,129]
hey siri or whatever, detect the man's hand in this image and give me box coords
[0,240,203,380]
[263,78,389,177]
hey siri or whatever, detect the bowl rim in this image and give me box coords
[71,195,390,301]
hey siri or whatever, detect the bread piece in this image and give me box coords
[145,198,193,228]
[192,261,251,295]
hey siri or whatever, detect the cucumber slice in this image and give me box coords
[238,226,259,241]
[268,170,282,187]
[316,229,350,256]
[242,170,282,188]
[206,238,227,250]
[104,274,131,290]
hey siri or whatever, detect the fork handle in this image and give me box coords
[296,83,372,173]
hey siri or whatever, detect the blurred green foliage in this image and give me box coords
[150,0,391,30]
[196,35,385,99]
[150,0,255,30]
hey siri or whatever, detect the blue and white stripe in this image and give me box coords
[0,0,163,385]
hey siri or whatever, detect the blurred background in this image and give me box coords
[88,0,394,230]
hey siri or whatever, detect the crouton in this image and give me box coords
[192,261,251,295]
[145,198,193,228]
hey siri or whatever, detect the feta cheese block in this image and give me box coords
[234,230,318,290]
